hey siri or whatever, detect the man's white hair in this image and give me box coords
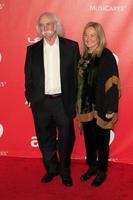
[36,12,64,38]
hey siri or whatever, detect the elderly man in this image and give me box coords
[24,12,80,186]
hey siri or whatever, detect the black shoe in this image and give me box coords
[80,166,97,181]
[91,171,106,187]
[41,173,58,183]
[61,176,73,187]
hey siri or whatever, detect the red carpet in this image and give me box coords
[0,157,133,200]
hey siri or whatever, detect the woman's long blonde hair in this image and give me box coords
[82,22,107,57]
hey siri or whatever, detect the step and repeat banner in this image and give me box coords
[0,0,133,163]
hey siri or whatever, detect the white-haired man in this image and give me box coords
[25,12,80,186]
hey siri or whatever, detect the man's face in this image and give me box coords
[39,15,56,39]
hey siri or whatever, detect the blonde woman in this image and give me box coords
[77,22,120,187]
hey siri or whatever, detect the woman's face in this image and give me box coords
[84,26,99,51]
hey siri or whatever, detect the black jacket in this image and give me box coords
[25,37,80,118]
[77,48,120,129]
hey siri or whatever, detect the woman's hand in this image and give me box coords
[105,112,114,119]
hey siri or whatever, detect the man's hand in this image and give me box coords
[25,101,31,107]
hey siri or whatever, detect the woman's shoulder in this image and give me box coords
[102,48,113,57]
[100,48,117,66]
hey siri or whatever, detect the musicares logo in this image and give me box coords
[89,4,127,12]
[0,124,4,138]
[27,37,40,44]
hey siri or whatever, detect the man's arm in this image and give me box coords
[24,46,32,104]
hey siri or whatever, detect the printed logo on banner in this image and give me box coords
[27,37,40,44]
[89,4,127,12]
[0,3,4,10]
[30,132,115,147]
[0,53,2,62]
[0,124,4,138]
[0,52,7,88]
[0,124,8,156]
[30,135,58,148]
[0,81,7,87]
[0,151,8,156]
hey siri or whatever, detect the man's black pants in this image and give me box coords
[31,96,75,177]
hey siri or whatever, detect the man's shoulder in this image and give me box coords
[27,39,43,49]
[59,37,78,46]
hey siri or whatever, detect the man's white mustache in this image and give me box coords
[42,30,53,35]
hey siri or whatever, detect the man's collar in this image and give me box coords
[43,36,59,46]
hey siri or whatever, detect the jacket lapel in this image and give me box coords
[36,39,45,92]
[37,39,44,73]
[59,37,66,83]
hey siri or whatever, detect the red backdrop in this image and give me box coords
[0,0,133,164]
